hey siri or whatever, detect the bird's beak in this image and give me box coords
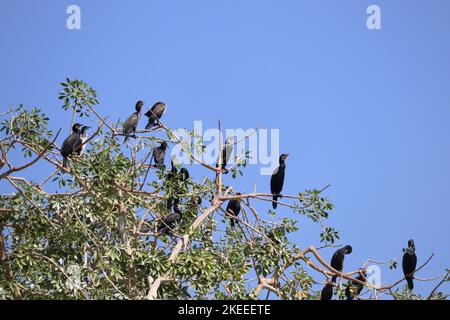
[286,154,289,157]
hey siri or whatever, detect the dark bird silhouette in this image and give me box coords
[226,193,241,228]
[270,154,288,209]
[166,159,178,209]
[61,123,82,168]
[179,167,190,183]
[157,205,182,236]
[345,269,367,300]
[402,239,417,290]
[320,282,333,300]
[123,100,144,142]
[152,141,168,169]
[145,101,167,130]
[166,159,190,211]
[74,125,90,156]
[216,136,234,173]
[330,245,353,283]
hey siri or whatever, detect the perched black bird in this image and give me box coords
[402,239,417,290]
[179,167,190,182]
[123,101,144,142]
[145,101,167,130]
[157,205,182,236]
[216,136,234,173]
[226,193,241,228]
[74,125,90,156]
[270,154,288,209]
[330,245,353,283]
[152,141,168,169]
[166,159,179,209]
[320,282,333,300]
[61,123,82,168]
[166,159,190,211]
[345,269,367,300]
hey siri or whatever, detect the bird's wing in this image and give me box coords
[123,114,138,134]
[61,133,78,156]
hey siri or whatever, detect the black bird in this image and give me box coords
[123,100,144,142]
[166,159,190,210]
[402,239,417,290]
[226,193,241,228]
[74,125,90,156]
[145,101,167,130]
[345,269,367,300]
[330,245,353,283]
[179,167,190,182]
[320,282,333,300]
[61,123,82,168]
[157,205,182,236]
[152,141,168,169]
[270,154,288,209]
[166,159,178,209]
[216,136,234,173]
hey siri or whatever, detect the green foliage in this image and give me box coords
[0,80,446,300]
[58,78,99,116]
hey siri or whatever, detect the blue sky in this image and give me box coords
[1,0,449,298]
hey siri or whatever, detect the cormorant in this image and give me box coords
[157,205,182,236]
[345,269,367,300]
[166,159,178,209]
[145,101,167,130]
[152,141,168,169]
[74,125,90,156]
[179,167,190,182]
[270,153,288,209]
[226,193,241,228]
[61,123,82,168]
[320,282,333,300]
[123,100,144,142]
[216,136,234,173]
[402,239,417,290]
[330,245,353,283]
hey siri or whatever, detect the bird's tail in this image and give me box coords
[332,275,337,283]
[123,134,129,143]
[145,121,153,130]
[406,277,414,290]
[272,195,278,209]
[230,219,235,228]
[63,157,68,168]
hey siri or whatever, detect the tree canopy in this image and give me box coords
[0,80,448,300]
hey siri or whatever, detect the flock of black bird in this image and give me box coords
[60,100,419,299]
[320,240,418,300]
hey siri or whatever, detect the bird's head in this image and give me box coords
[72,123,82,132]
[135,100,144,112]
[344,245,353,254]
[154,101,166,109]
[279,153,289,163]
[408,239,415,248]
[160,141,168,149]
[80,126,90,133]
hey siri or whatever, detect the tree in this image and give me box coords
[0,80,448,300]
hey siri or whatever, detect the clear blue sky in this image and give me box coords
[1,0,449,298]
